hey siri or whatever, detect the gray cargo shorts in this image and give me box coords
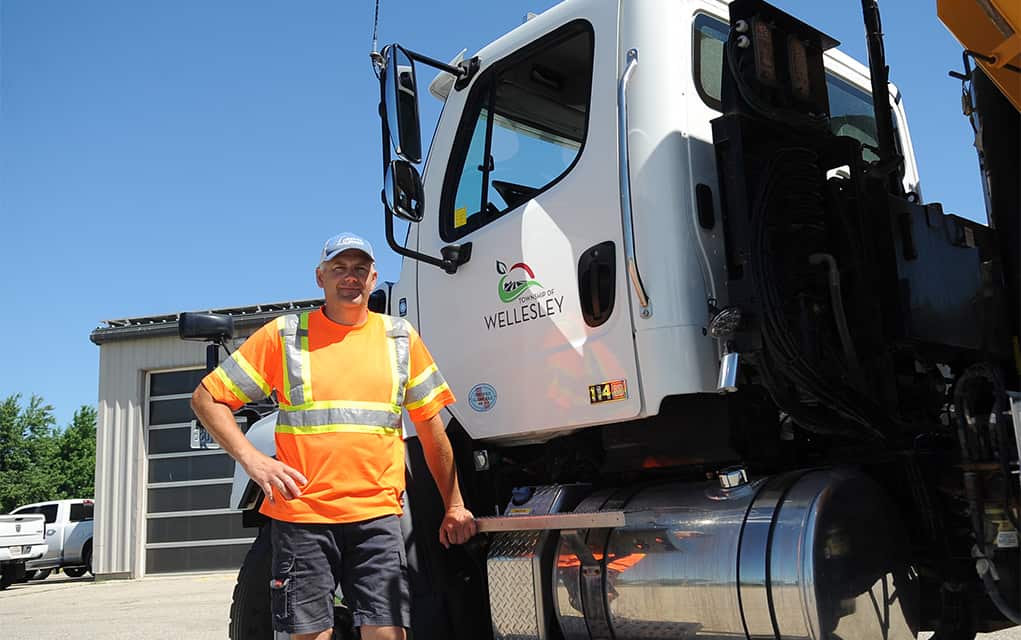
[269,515,411,635]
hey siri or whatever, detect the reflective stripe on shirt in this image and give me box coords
[215,351,271,404]
[405,364,449,408]
[277,404,401,430]
[276,313,409,436]
[382,315,410,408]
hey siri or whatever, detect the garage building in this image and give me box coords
[89,299,321,579]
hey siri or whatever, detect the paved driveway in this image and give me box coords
[0,571,233,639]
[2,570,1021,640]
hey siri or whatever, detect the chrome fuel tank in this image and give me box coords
[552,468,917,639]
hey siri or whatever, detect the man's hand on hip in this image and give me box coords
[241,451,308,503]
[439,505,477,548]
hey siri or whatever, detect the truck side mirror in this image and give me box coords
[384,44,423,164]
[179,312,235,373]
[178,312,234,342]
[368,289,388,313]
[385,159,425,223]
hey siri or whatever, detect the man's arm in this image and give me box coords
[413,412,477,548]
[191,384,307,503]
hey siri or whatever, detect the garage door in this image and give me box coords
[144,368,255,574]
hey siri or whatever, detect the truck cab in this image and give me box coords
[390,0,922,446]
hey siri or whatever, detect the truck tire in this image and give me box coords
[229,524,355,640]
[229,526,275,640]
[0,563,25,590]
[83,541,93,575]
[65,542,91,579]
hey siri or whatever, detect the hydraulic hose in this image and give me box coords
[954,363,1017,528]
[751,148,888,440]
[977,557,1021,625]
[809,253,863,387]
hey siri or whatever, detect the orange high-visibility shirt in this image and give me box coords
[202,309,455,524]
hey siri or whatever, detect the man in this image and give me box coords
[191,232,476,640]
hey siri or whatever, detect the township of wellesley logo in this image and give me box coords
[484,259,564,331]
[496,261,543,303]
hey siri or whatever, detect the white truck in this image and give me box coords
[0,513,46,589]
[180,0,1021,638]
[10,499,95,580]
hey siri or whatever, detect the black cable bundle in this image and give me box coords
[750,147,890,441]
[725,35,829,132]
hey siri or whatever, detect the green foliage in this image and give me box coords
[53,406,98,500]
[0,394,96,514]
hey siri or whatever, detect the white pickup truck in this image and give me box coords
[0,513,47,589]
[10,499,94,579]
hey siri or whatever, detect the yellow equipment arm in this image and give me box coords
[938,0,1021,112]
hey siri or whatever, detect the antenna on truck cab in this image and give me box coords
[369,0,385,76]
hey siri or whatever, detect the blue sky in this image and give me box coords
[1,0,985,428]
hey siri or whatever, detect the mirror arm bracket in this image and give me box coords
[381,191,472,275]
[404,49,480,90]
[454,57,480,91]
[440,242,472,274]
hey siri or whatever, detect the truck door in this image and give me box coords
[65,501,93,563]
[416,3,642,441]
[38,504,60,562]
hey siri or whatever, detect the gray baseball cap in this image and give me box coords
[320,232,375,263]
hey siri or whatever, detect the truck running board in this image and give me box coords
[475,511,625,533]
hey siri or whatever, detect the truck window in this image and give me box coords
[693,13,728,108]
[440,20,594,241]
[693,13,890,162]
[70,502,94,522]
[827,75,882,163]
[38,504,58,524]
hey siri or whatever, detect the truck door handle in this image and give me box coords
[46,529,55,536]
[578,241,616,328]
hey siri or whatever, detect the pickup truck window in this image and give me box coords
[441,20,594,241]
[70,502,94,522]
[38,505,57,524]
[693,13,893,163]
[14,505,57,524]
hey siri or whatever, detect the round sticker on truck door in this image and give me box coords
[468,383,497,412]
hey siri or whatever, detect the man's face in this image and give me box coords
[316,251,378,309]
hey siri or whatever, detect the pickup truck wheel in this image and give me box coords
[0,564,24,589]
[64,567,87,578]
[229,524,355,640]
[26,569,50,581]
[83,542,93,576]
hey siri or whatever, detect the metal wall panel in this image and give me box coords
[94,316,279,579]
[94,335,209,579]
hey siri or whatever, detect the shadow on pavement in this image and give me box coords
[4,572,94,592]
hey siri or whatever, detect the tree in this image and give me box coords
[53,406,97,500]
[0,394,58,513]
[0,395,97,513]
